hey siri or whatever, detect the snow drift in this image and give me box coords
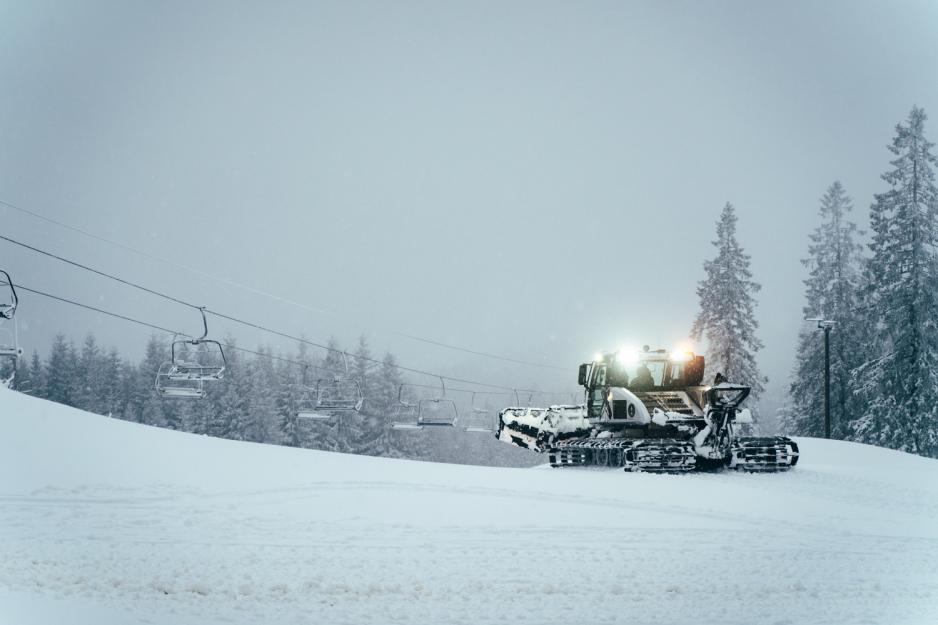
[1,386,937,625]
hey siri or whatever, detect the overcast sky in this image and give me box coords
[2,0,937,409]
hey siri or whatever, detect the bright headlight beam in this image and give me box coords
[616,347,640,366]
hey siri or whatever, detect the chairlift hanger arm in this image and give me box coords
[202,338,228,366]
[0,270,18,319]
[398,383,411,406]
[192,307,209,342]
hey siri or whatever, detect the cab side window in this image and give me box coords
[587,365,607,418]
[669,363,684,386]
[594,365,607,387]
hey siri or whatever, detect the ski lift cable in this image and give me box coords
[201,309,539,392]
[0,207,565,371]
[16,284,185,336]
[0,234,555,389]
[0,234,201,311]
[402,381,571,398]
[13,281,559,395]
[14,284,339,375]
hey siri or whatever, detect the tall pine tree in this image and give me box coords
[852,106,938,457]
[782,182,865,437]
[691,203,766,421]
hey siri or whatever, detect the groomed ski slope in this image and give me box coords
[1,387,937,625]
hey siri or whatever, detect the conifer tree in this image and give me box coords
[211,337,245,439]
[136,335,167,425]
[243,345,278,442]
[690,203,766,421]
[852,106,938,457]
[278,341,314,447]
[45,334,74,405]
[27,351,44,398]
[351,335,386,455]
[782,182,865,437]
[75,333,104,414]
[101,347,124,417]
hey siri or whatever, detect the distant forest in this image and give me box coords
[11,332,539,468]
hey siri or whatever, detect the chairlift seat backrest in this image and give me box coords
[316,377,364,412]
[156,362,209,399]
[417,398,458,427]
[294,384,331,420]
[390,399,421,430]
[463,407,495,433]
[0,325,21,357]
[168,361,225,381]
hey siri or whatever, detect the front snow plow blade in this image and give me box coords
[496,405,590,453]
[549,439,697,473]
[731,437,799,472]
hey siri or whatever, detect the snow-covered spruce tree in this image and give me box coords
[373,351,425,458]
[101,347,124,418]
[690,203,767,425]
[278,341,315,447]
[26,351,44,397]
[134,335,168,425]
[44,334,74,406]
[782,182,865,438]
[243,345,278,442]
[212,338,248,440]
[74,333,104,414]
[852,107,938,457]
[351,335,386,456]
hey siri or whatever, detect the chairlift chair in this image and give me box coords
[0,323,22,389]
[462,392,495,433]
[390,384,422,430]
[315,352,364,412]
[0,270,23,387]
[0,321,22,359]
[416,396,459,427]
[0,270,18,320]
[295,366,332,420]
[391,379,458,430]
[316,378,364,412]
[155,362,206,399]
[155,308,227,399]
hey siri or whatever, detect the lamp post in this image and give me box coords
[806,317,835,439]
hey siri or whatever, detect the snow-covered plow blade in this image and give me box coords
[496,405,589,452]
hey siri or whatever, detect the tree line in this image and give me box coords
[690,106,938,458]
[12,332,538,467]
[780,106,938,458]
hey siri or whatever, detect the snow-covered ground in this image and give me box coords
[2,386,937,625]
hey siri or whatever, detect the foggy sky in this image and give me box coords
[2,0,938,410]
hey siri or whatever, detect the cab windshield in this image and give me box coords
[608,358,668,389]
